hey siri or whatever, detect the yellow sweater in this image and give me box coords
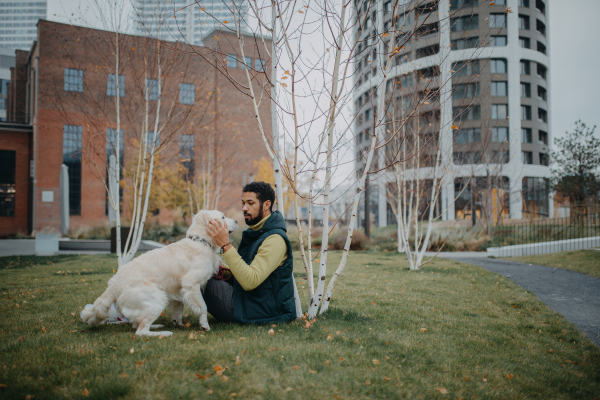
[223,214,287,291]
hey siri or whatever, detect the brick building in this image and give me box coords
[0,20,273,237]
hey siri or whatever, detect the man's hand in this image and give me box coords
[206,219,232,252]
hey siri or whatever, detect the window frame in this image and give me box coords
[64,68,84,92]
[490,35,507,47]
[226,54,238,68]
[107,73,125,98]
[179,83,196,105]
[491,81,508,97]
[491,104,508,120]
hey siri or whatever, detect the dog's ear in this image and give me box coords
[194,210,209,225]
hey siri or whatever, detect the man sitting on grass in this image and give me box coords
[204,181,296,324]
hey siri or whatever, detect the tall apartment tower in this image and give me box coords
[354,0,551,228]
[132,0,248,46]
[0,1,47,50]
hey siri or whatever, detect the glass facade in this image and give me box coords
[0,2,47,50]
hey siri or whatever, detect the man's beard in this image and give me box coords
[244,204,264,226]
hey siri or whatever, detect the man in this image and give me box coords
[204,181,296,324]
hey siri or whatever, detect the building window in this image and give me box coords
[539,153,549,166]
[537,63,547,79]
[365,108,371,121]
[537,41,546,55]
[146,78,160,101]
[243,56,252,70]
[490,36,507,47]
[522,151,533,164]
[453,83,480,99]
[491,81,508,97]
[522,128,532,143]
[179,134,195,181]
[536,19,546,36]
[451,15,478,32]
[535,86,547,102]
[519,37,530,49]
[521,105,532,120]
[522,176,548,216]
[453,151,481,165]
[519,0,530,7]
[535,0,545,14]
[520,60,531,75]
[492,104,508,119]
[179,83,195,105]
[454,128,481,144]
[520,82,531,97]
[492,127,509,143]
[489,14,506,28]
[492,150,509,164]
[450,0,476,10]
[395,53,412,66]
[490,59,507,74]
[518,14,530,29]
[146,131,160,151]
[452,60,480,76]
[63,125,82,215]
[492,0,507,4]
[107,74,125,97]
[0,149,15,216]
[416,44,439,59]
[452,105,481,121]
[451,37,479,50]
[538,108,547,123]
[384,1,391,13]
[539,130,548,145]
[226,54,238,68]
[64,68,84,92]
[255,58,265,71]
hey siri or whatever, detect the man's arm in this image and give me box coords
[222,235,287,291]
[205,219,287,291]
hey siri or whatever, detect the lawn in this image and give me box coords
[1,251,599,400]
[507,248,600,278]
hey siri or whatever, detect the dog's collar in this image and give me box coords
[188,236,213,249]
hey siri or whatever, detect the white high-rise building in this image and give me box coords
[0,1,47,50]
[132,0,248,46]
[353,0,551,228]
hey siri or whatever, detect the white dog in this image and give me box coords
[80,210,237,337]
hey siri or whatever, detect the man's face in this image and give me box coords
[241,191,270,226]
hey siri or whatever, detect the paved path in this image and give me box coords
[0,239,109,257]
[442,255,600,347]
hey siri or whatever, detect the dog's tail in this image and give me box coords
[80,284,118,326]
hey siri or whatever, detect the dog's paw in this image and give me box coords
[200,325,210,332]
[172,319,184,327]
[150,324,165,329]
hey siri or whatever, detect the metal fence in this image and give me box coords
[491,213,600,248]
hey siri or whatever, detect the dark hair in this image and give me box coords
[243,181,275,211]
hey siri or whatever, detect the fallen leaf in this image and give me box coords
[136,361,143,367]
[110,346,117,350]
[121,373,127,377]
[196,374,207,379]
[214,365,224,372]
[70,330,77,333]
[548,349,554,354]
[285,388,293,392]
[373,359,380,364]
[383,377,391,381]
[221,375,229,382]
[18,336,24,341]
[372,302,376,305]
[71,313,75,316]
[159,335,164,339]
[365,379,371,385]
[304,321,310,328]
[420,328,427,332]
[294,366,299,370]
[324,360,330,365]
[0,384,7,389]
[130,348,134,354]
[309,370,317,373]
[82,388,89,396]
[339,357,344,361]
[269,347,275,351]
[42,327,46,333]
[317,345,322,348]
[437,387,449,394]
[185,323,191,328]
[188,333,194,340]
[506,374,514,380]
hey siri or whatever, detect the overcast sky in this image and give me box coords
[47,0,600,144]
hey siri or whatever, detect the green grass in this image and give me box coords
[1,251,599,399]
[507,249,600,278]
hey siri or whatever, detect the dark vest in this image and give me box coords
[232,211,296,324]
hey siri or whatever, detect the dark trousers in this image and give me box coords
[203,278,235,323]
